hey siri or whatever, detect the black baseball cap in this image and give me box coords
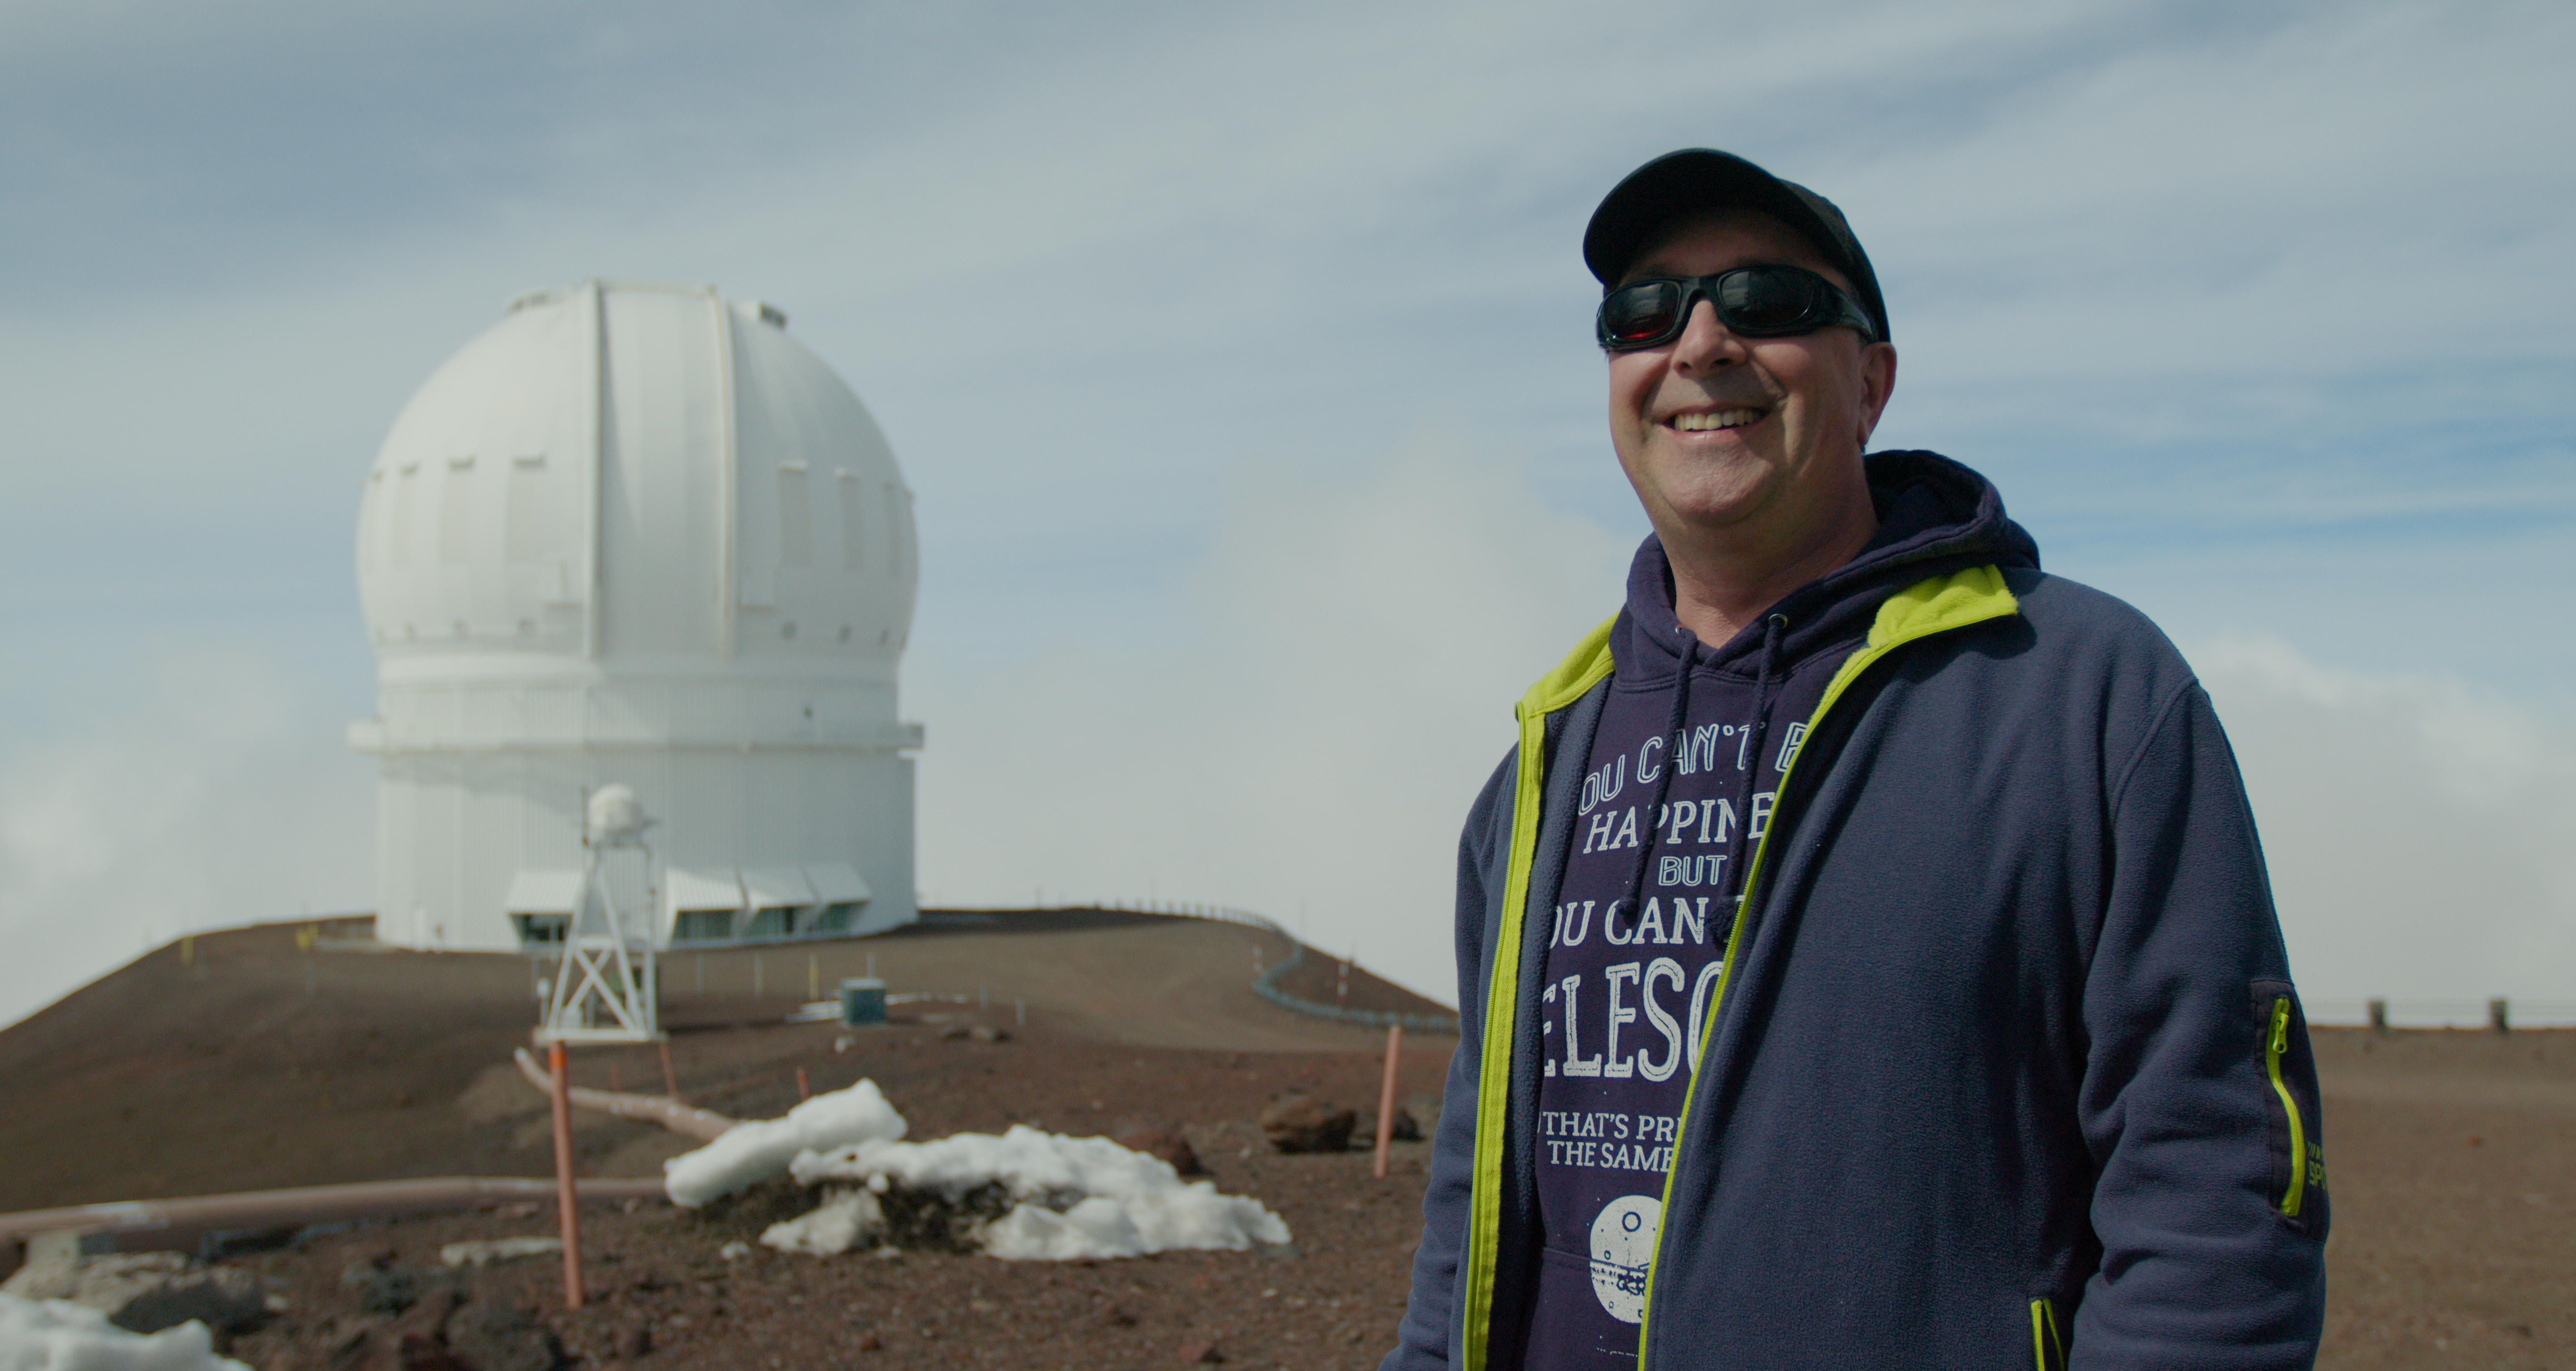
[1583,149,1890,344]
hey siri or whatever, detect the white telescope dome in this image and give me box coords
[356,280,916,671]
[351,281,922,952]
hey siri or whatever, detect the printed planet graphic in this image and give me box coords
[1588,1194,1661,1323]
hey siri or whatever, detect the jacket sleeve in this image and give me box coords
[2074,681,2328,1368]
[1381,750,1513,1371]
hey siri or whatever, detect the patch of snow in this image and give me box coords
[760,1188,885,1255]
[789,1124,1291,1259]
[0,1293,251,1371]
[982,1196,1148,1259]
[663,1078,907,1207]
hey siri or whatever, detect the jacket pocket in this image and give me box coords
[2250,978,2325,1226]
[2027,1298,2067,1371]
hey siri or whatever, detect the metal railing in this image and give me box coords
[2305,997,2576,1031]
[1066,898,1463,1035]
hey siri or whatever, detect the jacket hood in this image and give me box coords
[1614,450,2040,681]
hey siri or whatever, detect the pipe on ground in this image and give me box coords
[0,1176,668,1259]
[511,1047,737,1141]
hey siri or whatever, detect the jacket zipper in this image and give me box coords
[2266,996,2305,1217]
[1630,565,2020,1371]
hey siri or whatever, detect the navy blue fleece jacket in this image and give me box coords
[1387,452,2327,1371]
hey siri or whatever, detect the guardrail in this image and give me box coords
[1085,898,1463,1035]
[2305,997,2576,1030]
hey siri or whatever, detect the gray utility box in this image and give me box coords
[840,977,887,1026]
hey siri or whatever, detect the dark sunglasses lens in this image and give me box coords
[1716,268,1823,334]
[1601,282,1685,347]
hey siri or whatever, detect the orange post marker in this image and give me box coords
[796,1065,811,1101]
[659,1039,679,1098]
[1374,1024,1403,1180]
[546,1040,585,1309]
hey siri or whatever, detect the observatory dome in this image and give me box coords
[356,280,915,671]
[351,280,922,952]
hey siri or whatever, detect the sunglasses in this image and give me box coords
[1596,265,1877,351]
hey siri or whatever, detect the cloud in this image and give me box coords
[910,429,1633,1003]
[0,647,374,1028]
[2190,634,2576,1022]
[912,447,2576,1021]
[1,0,2571,1028]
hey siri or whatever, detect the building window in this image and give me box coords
[512,914,569,945]
[745,906,795,940]
[673,909,735,942]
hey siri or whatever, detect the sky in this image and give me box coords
[2,0,2571,1028]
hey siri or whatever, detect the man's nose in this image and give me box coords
[1670,299,1744,372]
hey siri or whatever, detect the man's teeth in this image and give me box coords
[1671,408,1761,432]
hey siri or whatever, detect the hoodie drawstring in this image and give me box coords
[1618,638,1697,932]
[1727,613,1789,920]
[1619,613,1789,945]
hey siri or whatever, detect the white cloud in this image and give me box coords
[1,0,2571,1029]
[2190,635,2576,1022]
[0,648,374,1028]
[912,451,2576,1023]
[910,430,1632,1003]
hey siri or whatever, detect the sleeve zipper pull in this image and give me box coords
[2269,998,2291,1056]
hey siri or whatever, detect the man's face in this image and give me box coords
[1606,209,1896,550]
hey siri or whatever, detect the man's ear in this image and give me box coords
[1854,342,1897,446]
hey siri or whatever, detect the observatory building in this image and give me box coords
[349,280,922,952]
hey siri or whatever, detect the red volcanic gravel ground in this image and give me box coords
[8,920,2576,1369]
[226,1145,1431,1371]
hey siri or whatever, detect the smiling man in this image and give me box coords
[1387,151,2328,1370]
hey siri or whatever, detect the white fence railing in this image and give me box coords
[2303,998,2576,1030]
[992,898,1463,1035]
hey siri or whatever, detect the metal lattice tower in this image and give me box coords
[538,786,662,1044]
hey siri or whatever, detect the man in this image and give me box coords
[1387,150,2327,1370]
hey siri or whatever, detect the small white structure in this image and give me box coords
[540,785,661,1042]
[351,280,922,952]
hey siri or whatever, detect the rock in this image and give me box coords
[937,1024,971,1041]
[1177,1339,1226,1363]
[2,1250,266,1336]
[855,1330,884,1351]
[968,1024,1009,1043]
[0,1249,185,1304]
[1098,1302,1137,1327]
[351,1265,442,1316]
[340,1241,401,1273]
[1259,1094,1356,1153]
[438,1237,563,1268]
[1354,1107,1421,1143]
[389,1286,462,1342]
[1111,1122,1203,1175]
[396,1331,475,1370]
[612,1321,653,1359]
[444,1299,565,1371]
[107,1264,267,1336]
[345,1285,464,1371]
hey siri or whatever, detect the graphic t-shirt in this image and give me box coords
[1519,647,1838,1370]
